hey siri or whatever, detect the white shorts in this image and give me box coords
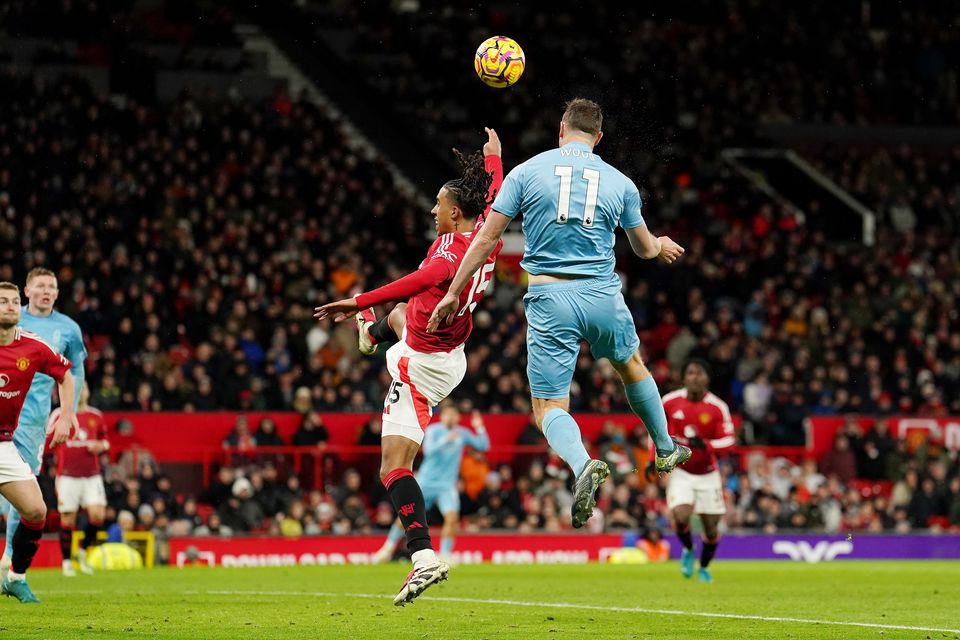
[666,468,726,515]
[0,441,35,485]
[57,475,107,512]
[382,339,466,445]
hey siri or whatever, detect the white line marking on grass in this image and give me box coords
[206,590,960,635]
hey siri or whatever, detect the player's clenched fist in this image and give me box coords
[426,292,459,333]
[657,236,684,264]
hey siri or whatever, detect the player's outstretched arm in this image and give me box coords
[315,259,455,322]
[426,211,509,333]
[313,297,360,323]
[655,236,684,263]
[481,128,504,217]
[624,224,685,263]
[482,127,501,158]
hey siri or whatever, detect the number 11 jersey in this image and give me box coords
[491,141,645,277]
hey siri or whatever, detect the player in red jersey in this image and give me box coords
[649,359,735,583]
[0,282,77,603]
[315,128,502,606]
[48,382,108,577]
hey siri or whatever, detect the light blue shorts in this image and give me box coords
[13,420,47,475]
[523,274,640,399]
[421,484,460,515]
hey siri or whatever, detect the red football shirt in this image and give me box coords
[661,388,736,475]
[354,154,504,353]
[49,406,106,477]
[0,328,72,442]
[402,232,502,353]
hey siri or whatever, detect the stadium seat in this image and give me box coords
[848,479,875,498]
[848,480,895,499]
[196,504,215,522]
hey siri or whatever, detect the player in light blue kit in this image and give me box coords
[429,99,691,529]
[1,268,86,577]
[372,403,489,563]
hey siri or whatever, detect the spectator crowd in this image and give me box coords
[1,71,958,447]
[10,409,955,566]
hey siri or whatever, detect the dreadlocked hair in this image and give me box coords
[444,149,496,220]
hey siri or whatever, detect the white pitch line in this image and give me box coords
[206,589,960,634]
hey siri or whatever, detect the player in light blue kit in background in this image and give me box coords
[429,98,691,529]
[372,403,489,564]
[1,268,86,577]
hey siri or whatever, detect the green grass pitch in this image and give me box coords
[1,561,957,639]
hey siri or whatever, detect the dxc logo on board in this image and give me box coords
[772,540,853,563]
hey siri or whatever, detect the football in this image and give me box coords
[474,36,525,88]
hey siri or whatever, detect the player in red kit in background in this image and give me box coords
[0,282,77,603]
[648,359,735,583]
[315,128,503,605]
[48,382,108,577]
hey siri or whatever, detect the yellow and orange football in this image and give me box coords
[474,36,525,88]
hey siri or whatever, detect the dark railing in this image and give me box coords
[122,444,807,492]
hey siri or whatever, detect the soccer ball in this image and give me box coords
[474,36,525,88]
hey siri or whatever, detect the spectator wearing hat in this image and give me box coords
[292,387,314,415]
[219,477,265,533]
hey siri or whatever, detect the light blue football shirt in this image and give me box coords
[18,306,86,427]
[491,141,645,277]
[416,423,490,491]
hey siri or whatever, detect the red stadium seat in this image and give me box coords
[87,335,112,357]
[874,481,894,498]
[196,504,215,522]
[848,479,894,499]
[847,479,874,498]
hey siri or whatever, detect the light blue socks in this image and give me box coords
[440,537,454,556]
[624,377,676,457]
[542,408,590,477]
[386,522,404,545]
[4,503,18,560]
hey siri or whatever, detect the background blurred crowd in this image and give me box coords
[9,410,955,565]
[2,72,959,445]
